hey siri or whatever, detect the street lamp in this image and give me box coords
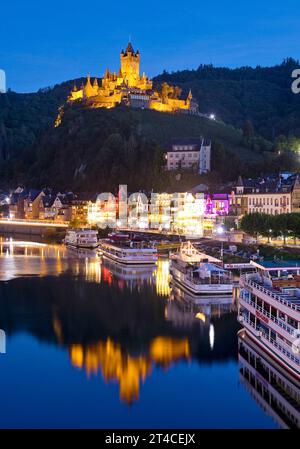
[269,229,272,243]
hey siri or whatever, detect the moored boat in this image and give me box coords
[99,233,158,265]
[64,228,98,249]
[170,241,233,295]
[238,329,300,428]
[239,260,300,379]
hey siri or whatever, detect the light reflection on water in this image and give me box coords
[0,237,97,281]
[0,238,279,428]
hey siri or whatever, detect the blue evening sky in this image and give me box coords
[1,0,299,92]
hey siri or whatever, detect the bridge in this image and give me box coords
[0,218,68,235]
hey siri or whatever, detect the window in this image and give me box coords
[287,316,298,329]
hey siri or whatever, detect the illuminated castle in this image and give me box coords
[68,42,198,114]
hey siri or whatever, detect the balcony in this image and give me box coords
[242,317,300,367]
[239,294,297,337]
[241,275,300,313]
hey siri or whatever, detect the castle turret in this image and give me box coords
[84,75,94,98]
[93,77,99,95]
[120,42,140,87]
[186,89,192,106]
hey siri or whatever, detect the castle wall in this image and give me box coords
[66,43,196,116]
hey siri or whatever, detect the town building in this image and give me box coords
[87,194,116,227]
[9,189,45,220]
[87,191,205,236]
[65,42,198,117]
[231,174,300,216]
[165,138,211,174]
[205,193,230,216]
[8,189,89,223]
[24,190,45,219]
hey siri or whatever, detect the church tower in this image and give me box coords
[120,42,140,87]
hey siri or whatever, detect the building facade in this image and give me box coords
[231,175,300,216]
[165,138,211,174]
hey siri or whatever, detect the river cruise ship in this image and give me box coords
[239,260,300,379]
[238,330,300,428]
[170,242,233,296]
[64,229,98,249]
[99,233,158,265]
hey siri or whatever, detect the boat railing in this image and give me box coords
[240,294,296,335]
[103,240,156,250]
[173,264,232,284]
[191,278,232,285]
[243,318,300,366]
[241,275,300,312]
[261,331,300,366]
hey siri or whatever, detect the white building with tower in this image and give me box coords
[165,137,211,174]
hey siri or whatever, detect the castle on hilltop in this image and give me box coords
[68,42,198,114]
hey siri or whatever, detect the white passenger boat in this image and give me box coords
[238,330,300,428]
[239,260,300,379]
[170,241,233,295]
[64,228,98,249]
[99,233,158,265]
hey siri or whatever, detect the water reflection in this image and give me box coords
[238,330,300,429]
[0,237,90,281]
[0,239,240,406]
[69,337,190,404]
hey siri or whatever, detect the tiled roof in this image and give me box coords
[170,137,203,147]
[236,175,298,194]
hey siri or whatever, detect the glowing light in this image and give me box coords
[195,312,206,323]
[0,218,68,228]
[216,226,224,235]
[209,324,215,350]
[155,259,170,296]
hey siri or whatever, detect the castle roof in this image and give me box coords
[125,42,135,54]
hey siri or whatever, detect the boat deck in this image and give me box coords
[248,278,300,310]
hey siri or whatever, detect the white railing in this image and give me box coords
[261,331,300,367]
[242,317,300,366]
[240,294,296,335]
[241,276,300,312]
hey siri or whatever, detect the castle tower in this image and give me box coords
[84,75,94,98]
[120,42,140,87]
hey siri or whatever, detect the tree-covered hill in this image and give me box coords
[1,58,300,191]
[154,58,300,140]
[0,103,276,192]
[0,79,84,161]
